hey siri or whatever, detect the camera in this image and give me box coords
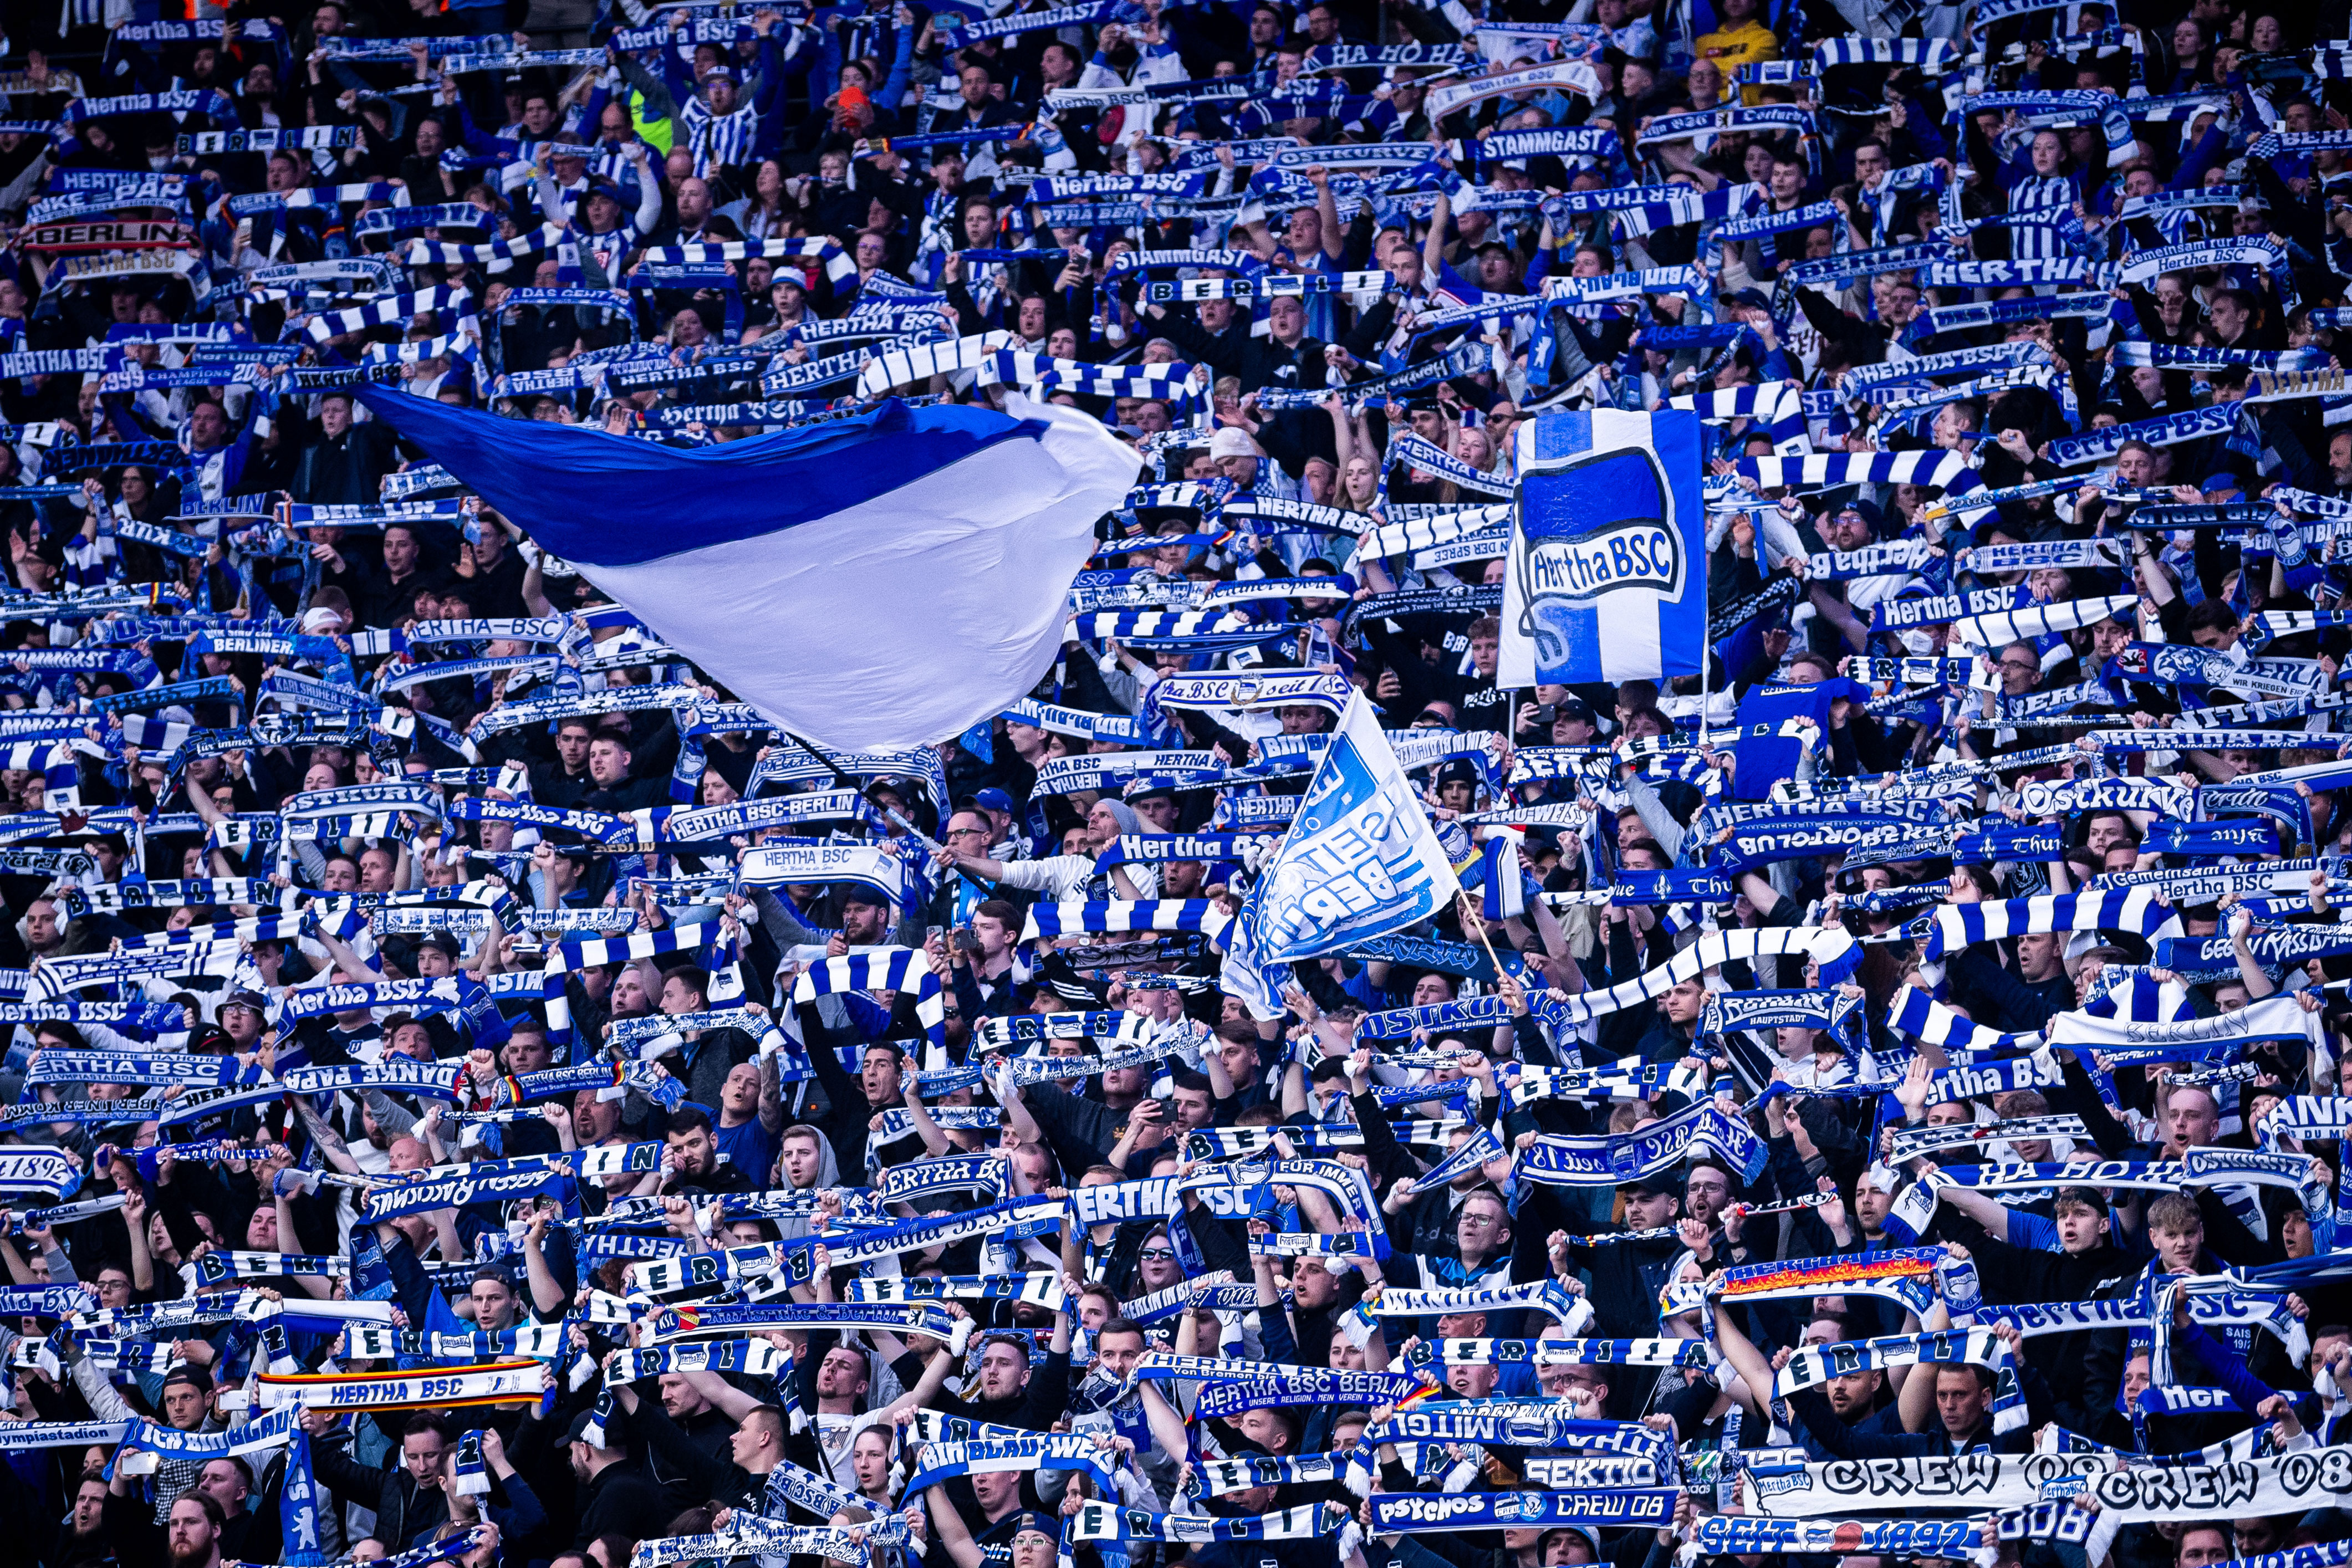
[1529,703,1558,726]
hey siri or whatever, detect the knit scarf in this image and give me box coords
[1778,1328,2025,1432]
[1374,1489,1678,1531]
[1364,1276,1591,1327]
[1886,1115,2085,1163]
[1696,1518,1984,1555]
[1517,1100,1763,1187]
[904,1434,1118,1494]
[114,1402,301,1474]
[632,1517,905,1567]
[1070,1503,1348,1544]
[1921,886,2182,961]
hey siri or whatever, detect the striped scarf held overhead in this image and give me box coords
[856,331,1013,398]
[1553,926,1861,1024]
[1072,1503,1349,1545]
[1920,886,2183,961]
[1885,985,2045,1055]
[1412,1336,1712,1370]
[538,921,723,1046]
[1776,1328,2027,1431]
[1947,593,2140,650]
[1185,1453,1345,1499]
[789,947,945,1048]
[303,286,476,345]
[394,222,569,274]
[999,354,1206,412]
[1668,381,1809,454]
[1019,899,1234,942]
[1386,435,1513,497]
[1356,505,1513,560]
[1734,450,1981,496]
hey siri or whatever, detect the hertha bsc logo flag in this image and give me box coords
[1499,409,1705,685]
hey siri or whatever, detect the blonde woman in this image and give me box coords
[1324,391,1394,587]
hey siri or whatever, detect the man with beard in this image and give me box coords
[106,1488,226,1568]
[51,1472,110,1568]
[1683,1159,1740,1249]
[892,1310,1072,1437]
[1715,1307,1897,1452]
[1538,1175,1685,1337]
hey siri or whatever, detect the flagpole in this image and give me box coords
[1455,890,1506,981]
[782,728,943,852]
[1698,645,1712,749]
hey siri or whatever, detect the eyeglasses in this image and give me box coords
[945,826,989,838]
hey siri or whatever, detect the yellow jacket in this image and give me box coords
[1693,18,1782,101]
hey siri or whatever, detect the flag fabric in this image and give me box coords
[1245,693,1462,964]
[1499,408,1706,686]
[280,1427,325,1564]
[1478,833,1527,921]
[351,389,1138,751]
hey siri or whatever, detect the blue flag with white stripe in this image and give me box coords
[1500,408,1706,685]
[351,389,1137,751]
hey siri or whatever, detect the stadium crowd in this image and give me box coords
[0,5,2348,1568]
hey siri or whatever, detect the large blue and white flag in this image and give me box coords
[352,390,1137,751]
[1499,408,1706,685]
[1246,693,1461,964]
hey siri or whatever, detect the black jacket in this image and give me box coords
[575,1459,670,1547]
[314,1438,448,1550]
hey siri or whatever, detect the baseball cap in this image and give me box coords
[564,1404,624,1447]
[1620,1174,1678,1199]
[1006,1514,1059,1543]
[1555,698,1595,724]
[973,787,1014,813]
[221,989,268,1016]
[162,1365,213,1395]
